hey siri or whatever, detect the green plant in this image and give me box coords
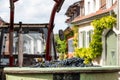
[74,48,92,64]
[74,16,116,64]
[90,15,116,58]
[65,30,74,39]
[55,34,67,60]
[73,25,79,48]
[55,35,67,54]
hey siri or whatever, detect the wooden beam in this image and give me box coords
[9,0,15,66]
[18,22,23,67]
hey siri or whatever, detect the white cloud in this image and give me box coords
[14,0,54,23]
[0,0,79,33]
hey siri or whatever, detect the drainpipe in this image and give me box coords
[118,0,120,31]
[118,0,120,66]
[45,0,64,61]
[9,0,18,66]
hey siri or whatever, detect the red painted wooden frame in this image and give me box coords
[9,0,18,66]
[9,0,64,64]
[45,0,64,61]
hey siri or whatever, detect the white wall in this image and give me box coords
[84,0,90,15]
[30,40,34,54]
[85,0,100,15]
[95,0,100,11]
[37,40,42,54]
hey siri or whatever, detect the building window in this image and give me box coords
[87,31,90,47]
[80,6,85,16]
[87,30,93,47]
[88,2,90,14]
[100,0,106,9]
[101,0,106,5]
[80,1,85,16]
[68,38,74,53]
[73,13,78,19]
[78,32,82,47]
[111,0,114,5]
[89,30,93,43]
[89,30,93,44]
[79,31,88,48]
[76,7,80,16]
[81,31,86,48]
[93,0,96,11]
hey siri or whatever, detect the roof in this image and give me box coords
[0,17,5,27]
[65,1,80,17]
[57,0,65,12]
[1,23,49,28]
[64,27,72,35]
[0,20,3,27]
[72,1,117,23]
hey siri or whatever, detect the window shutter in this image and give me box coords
[82,31,86,48]
[89,30,93,43]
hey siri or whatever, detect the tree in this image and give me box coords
[54,34,67,60]
[55,34,67,54]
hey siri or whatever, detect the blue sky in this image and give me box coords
[0,0,79,33]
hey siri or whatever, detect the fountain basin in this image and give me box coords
[4,66,120,80]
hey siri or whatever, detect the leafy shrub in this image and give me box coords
[74,16,116,64]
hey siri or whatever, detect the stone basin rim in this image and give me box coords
[4,66,120,74]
